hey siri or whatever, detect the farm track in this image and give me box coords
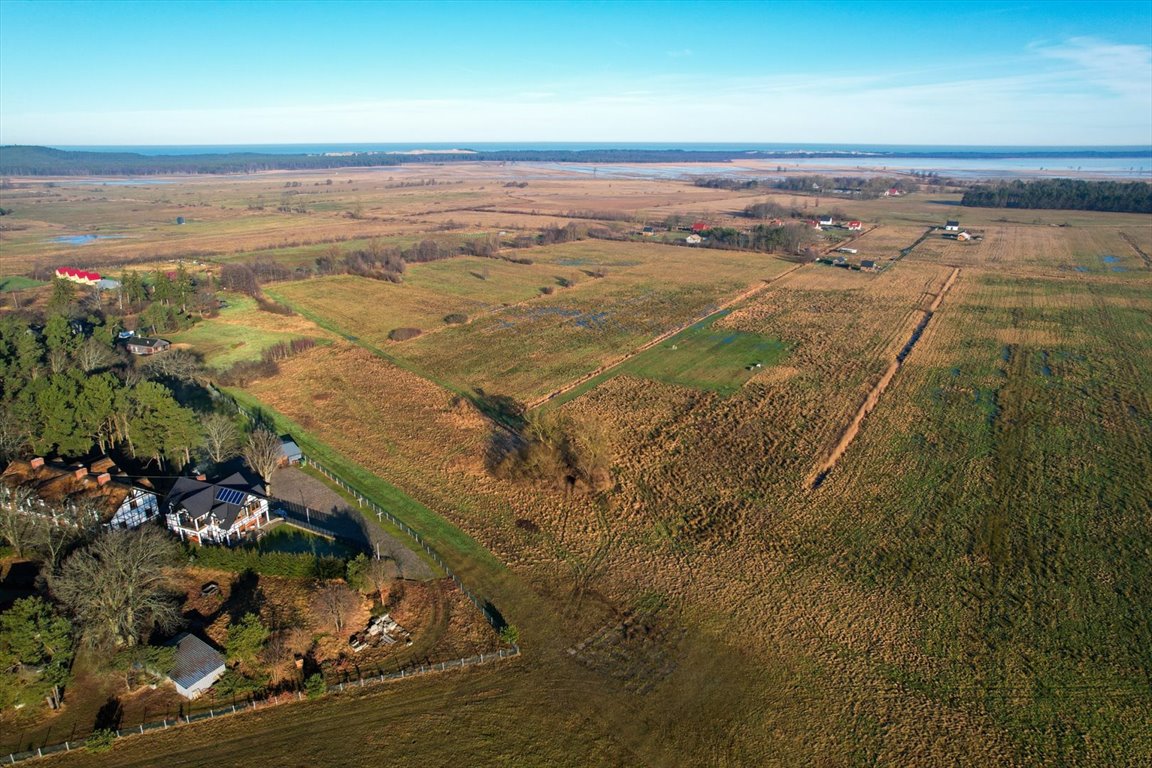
[526,261,808,409]
[1119,231,1152,269]
[806,267,960,489]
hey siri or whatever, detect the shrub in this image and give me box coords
[305,672,327,699]
[499,624,520,645]
[443,313,468,325]
[85,729,116,753]
[388,327,422,342]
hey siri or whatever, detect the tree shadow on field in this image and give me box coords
[482,425,525,476]
[472,389,527,431]
[93,697,123,731]
[222,569,264,624]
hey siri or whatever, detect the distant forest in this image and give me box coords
[1,144,1147,177]
[961,179,1152,213]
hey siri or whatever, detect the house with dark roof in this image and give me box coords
[945,220,960,232]
[166,633,225,699]
[125,337,170,356]
[165,472,270,545]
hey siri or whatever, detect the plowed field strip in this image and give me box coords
[806,267,960,489]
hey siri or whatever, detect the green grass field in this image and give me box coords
[548,311,788,408]
[165,294,326,368]
[605,312,787,394]
[0,276,46,292]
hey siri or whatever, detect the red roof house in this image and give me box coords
[55,267,102,285]
[847,221,863,231]
[691,221,710,233]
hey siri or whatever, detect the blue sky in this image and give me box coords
[1,0,1150,146]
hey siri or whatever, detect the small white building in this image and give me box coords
[685,234,703,244]
[945,220,960,232]
[166,633,226,699]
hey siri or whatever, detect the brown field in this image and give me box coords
[2,165,1150,766]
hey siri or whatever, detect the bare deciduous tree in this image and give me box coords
[243,427,282,495]
[0,485,38,557]
[201,413,241,465]
[51,527,182,648]
[140,349,206,383]
[74,338,119,373]
[311,582,360,634]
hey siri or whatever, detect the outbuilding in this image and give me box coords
[126,338,170,355]
[166,633,225,699]
[945,220,960,232]
[279,436,303,466]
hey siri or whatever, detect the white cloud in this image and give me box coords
[1032,36,1152,99]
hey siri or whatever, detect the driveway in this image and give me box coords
[271,467,436,580]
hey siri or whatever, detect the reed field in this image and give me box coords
[2,166,1149,766]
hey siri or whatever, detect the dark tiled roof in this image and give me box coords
[166,632,224,692]
[167,473,264,531]
[128,338,169,349]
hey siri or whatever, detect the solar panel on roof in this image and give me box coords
[215,487,246,506]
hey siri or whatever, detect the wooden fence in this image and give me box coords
[2,646,521,764]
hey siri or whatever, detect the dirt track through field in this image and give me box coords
[806,267,960,489]
[527,261,807,408]
[1119,232,1152,269]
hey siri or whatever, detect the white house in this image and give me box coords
[166,633,226,699]
[166,472,271,545]
[685,234,703,244]
[945,220,960,232]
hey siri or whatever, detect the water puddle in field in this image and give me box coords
[1073,266,1089,272]
[49,234,128,245]
[1101,255,1119,263]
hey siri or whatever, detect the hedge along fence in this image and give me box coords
[1,646,522,764]
[182,542,346,580]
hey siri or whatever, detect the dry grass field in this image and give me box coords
[2,165,1150,766]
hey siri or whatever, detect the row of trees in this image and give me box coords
[960,179,1152,213]
[703,223,819,254]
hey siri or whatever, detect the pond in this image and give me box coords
[49,234,128,245]
[258,525,356,559]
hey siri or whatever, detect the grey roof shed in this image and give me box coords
[166,632,226,699]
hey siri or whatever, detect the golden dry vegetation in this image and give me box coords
[2,165,1149,766]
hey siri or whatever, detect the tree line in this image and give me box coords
[960,179,1152,213]
[10,145,1140,176]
